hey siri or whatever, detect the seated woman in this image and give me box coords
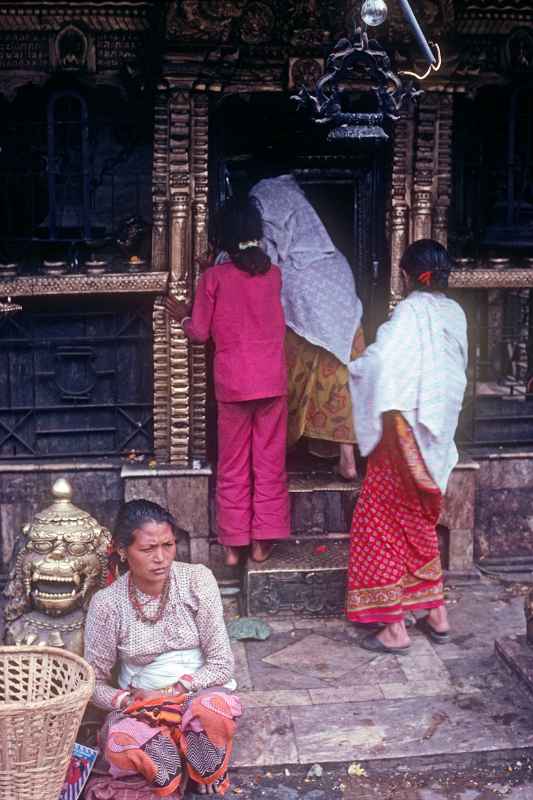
[83,499,241,799]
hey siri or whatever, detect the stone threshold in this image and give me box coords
[462,450,533,461]
[121,463,213,478]
[0,460,122,473]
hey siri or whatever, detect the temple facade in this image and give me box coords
[0,1,532,586]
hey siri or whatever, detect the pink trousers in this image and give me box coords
[216,396,290,546]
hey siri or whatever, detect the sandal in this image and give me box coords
[417,616,451,644]
[360,634,411,656]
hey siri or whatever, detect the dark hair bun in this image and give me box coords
[215,198,271,276]
[400,239,452,292]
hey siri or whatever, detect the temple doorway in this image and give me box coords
[205,92,390,469]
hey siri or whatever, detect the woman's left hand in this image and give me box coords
[130,688,164,702]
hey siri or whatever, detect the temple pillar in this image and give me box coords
[168,194,192,466]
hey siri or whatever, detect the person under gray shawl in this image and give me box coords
[250,174,365,480]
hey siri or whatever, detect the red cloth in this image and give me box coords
[346,413,444,625]
[186,261,287,402]
[216,396,290,545]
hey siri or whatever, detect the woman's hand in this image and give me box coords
[129,682,189,703]
[162,295,191,322]
[130,688,164,702]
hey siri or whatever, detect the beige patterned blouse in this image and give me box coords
[84,561,235,710]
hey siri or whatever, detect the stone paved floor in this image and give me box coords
[225,578,533,772]
[211,761,533,799]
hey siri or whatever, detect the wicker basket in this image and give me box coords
[0,646,95,800]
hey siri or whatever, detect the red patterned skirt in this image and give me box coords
[346,412,444,625]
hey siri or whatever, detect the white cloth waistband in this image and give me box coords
[119,648,236,691]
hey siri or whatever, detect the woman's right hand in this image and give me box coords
[162,295,191,322]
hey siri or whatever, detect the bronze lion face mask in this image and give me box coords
[5,479,110,623]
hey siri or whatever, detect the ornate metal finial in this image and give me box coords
[292,27,422,142]
[52,477,73,501]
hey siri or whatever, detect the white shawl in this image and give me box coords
[250,175,363,365]
[349,291,468,492]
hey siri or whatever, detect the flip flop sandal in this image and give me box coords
[360,634,411,656]
[418,616,451,644]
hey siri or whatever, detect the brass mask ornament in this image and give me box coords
[4,479,110,652]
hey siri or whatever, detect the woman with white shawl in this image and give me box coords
[346,240,468,654]
[250,175,365,480]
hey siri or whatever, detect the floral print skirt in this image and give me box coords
[285,326,365,450]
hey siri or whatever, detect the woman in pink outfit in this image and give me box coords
[164,198,290,566]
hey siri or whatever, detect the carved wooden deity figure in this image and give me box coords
[4,479,110,654]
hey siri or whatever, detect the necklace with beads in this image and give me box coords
[128,572,171,625]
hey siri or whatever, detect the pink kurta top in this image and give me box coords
[186,261,287,402]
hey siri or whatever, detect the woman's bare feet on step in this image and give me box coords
[250,541,274,563]
[223,546,241,567]
[336,443,358,481]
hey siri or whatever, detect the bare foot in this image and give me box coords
[223,546,241,567]
[427,605,450,633]
[337,443,357,481]
[196,775,226,794]
[376,621,411,649]
[250,541,274,563]
[197,783,216,795]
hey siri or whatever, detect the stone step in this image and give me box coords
[288,473,360,539]
[212,462,479,611]
[242,539,349,618]
[288,472,359,492]
[210,474,361,547]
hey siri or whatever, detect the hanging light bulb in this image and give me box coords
[361,0,388,27]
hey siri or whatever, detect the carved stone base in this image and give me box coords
[495,635,533,698]
[243,539,349,618]
[440,461,479,576]
[5,609,84,654]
